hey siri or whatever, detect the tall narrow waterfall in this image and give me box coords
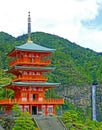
[92,84,97,120]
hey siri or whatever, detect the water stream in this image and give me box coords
[92,85,96,120]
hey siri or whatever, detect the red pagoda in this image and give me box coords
[0,12,64,115]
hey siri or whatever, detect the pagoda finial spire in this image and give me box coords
[27,12,32,43]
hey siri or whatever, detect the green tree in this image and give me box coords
[12,112,35,130]
[96,122,102,130]
[61,110,102,130]
[61,110,84,130]
[12,103,21,117]
[84,120,99,130]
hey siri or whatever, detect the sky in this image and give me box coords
[0,0,102,52]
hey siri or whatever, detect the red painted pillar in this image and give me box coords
[27,92,29,102]
[29,105,32,115]
[45,105,48,116]
[53,105,56,115]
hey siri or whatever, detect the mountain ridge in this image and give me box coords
[0,31,100,85]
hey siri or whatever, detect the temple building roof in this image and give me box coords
[14,42,56,52]
[8,41,56,57]
[11,65,55,71]
[12,81,60,86]
[9,66,55,75]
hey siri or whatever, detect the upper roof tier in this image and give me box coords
[8,41,56,56]
[5,81,60,90]
[15,41,56,52]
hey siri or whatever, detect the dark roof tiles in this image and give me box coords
[15,42,55,52]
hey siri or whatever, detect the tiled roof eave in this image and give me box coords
[14,65,56,70]
[14,42,56,52]
[12,82,60,87]
[15,48,55,52]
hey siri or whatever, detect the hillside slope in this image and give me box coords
[0,31,101,85]
[0,31,102,119]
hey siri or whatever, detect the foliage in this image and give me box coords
[61,110,84,130]
[61,110,102,130]
[12,103,21,117]
[0,69,13,99]
[12,112,35,130]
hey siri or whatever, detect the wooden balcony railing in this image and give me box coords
[9,59,51,67]
[0,99,11,104]
[0,98,64,105]
[12,77,48,82]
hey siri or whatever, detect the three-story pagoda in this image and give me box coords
[0,12,64,115]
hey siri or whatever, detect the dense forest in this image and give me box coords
[0,31,101,84]
[0,31,102,122]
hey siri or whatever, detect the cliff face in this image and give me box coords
[56,85,92,117]
[56,84,102,121]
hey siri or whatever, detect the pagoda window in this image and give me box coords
[29,72,31,75]
[29,53,31,57]
[29,72,34,76]
[22,88,27,91]
[19,52,24,56]
[33,88,36,91]
[24,71,28,75]
[39,97,43,101]
[36,72,40,75]
[23,53,28,61]
[35,55,40,62]
[19,70,22,73]
[28,53,34,57]
[29,88,32,91]
[32,54,35,57]
[36,55,39,58]
[17,52,23,59]
[38,88,43,91]
[32,72,35,75]
[30,57,34,62]
[33,94,36,99]
[24,54,27,57]
[22,93,27,101]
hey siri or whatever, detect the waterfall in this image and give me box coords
[92,85,97,120]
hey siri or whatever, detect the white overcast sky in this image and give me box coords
[0,0,102,52]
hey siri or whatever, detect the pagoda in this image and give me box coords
[0,12,64,115]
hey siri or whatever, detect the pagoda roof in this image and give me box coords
[9,66,55,75]
[15,42,56,52]
[12,82,60,87]
[13,65,55,71]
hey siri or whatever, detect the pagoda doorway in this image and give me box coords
[33,94,36,100]
[32,106,37,115]
[30,94,37,101]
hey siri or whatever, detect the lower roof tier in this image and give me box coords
[11,65,55,71]
[9,65,55,75]
[12,81,60,86]
[8,42,56,57]
[6,82,61,90]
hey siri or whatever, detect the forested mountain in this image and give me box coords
[0,31,102,119]
[0,31,101,84]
